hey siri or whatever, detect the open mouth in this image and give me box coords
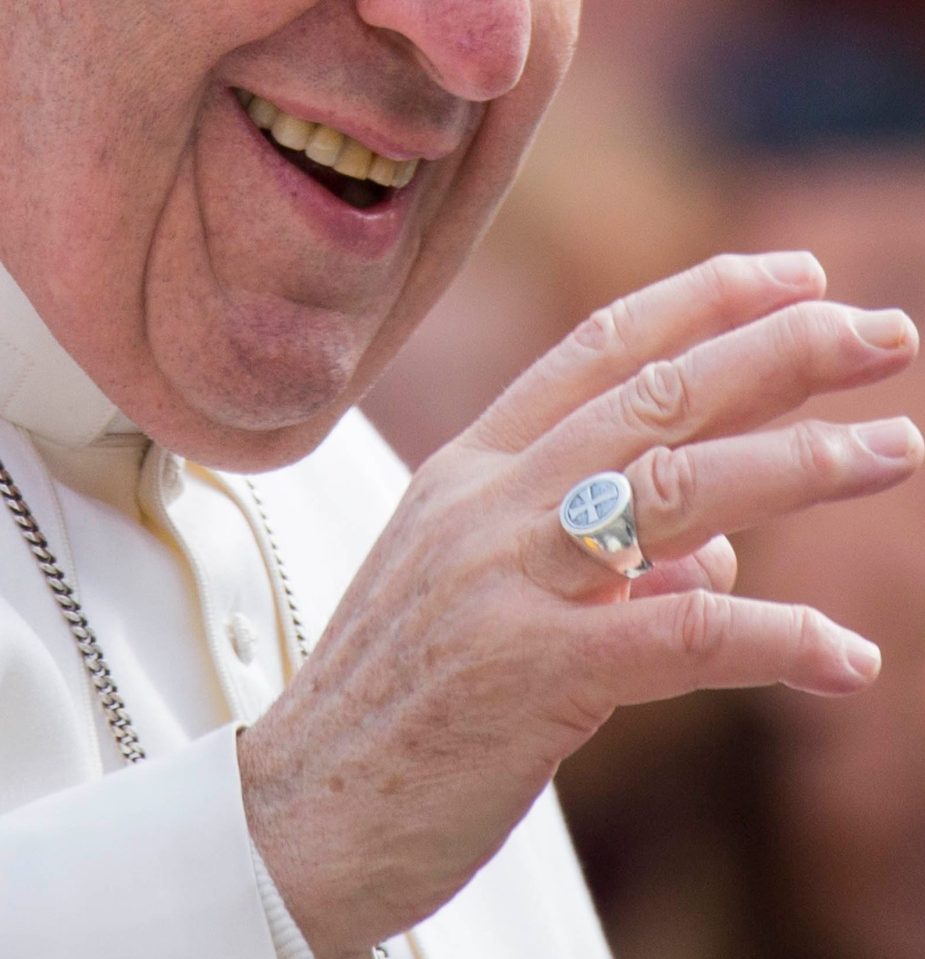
[237,89,420,211]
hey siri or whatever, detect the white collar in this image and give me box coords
[0,260,136,447]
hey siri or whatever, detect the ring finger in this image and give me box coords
[522,416,923,599]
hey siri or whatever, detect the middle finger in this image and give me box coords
[523,302,916,491]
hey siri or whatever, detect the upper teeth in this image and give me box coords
[239,90,420,190]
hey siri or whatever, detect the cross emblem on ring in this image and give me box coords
[565,480,621,530]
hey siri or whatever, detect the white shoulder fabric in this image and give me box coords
[0,260,118,447]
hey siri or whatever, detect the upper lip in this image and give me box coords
[243,87,475,163]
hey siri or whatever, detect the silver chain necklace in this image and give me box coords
[0,455,390,959]
[0,459,147,762]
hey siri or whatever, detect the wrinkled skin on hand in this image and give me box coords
[239,252,923,958]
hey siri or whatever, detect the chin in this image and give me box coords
[149,294,367,428]
[189,358,353,434]
[100,343,364,475]
[135,392,352,474]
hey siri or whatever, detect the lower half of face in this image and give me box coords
[143,86,428,434]
[0,0,577,470]
[9,87,470,470]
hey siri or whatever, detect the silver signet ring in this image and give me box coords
[559,471,653,579]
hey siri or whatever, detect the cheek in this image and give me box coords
[152,0,326,56]
[140,160,360,432]
[533,0,582,77]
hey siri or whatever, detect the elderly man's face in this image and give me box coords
[0,0,579,468]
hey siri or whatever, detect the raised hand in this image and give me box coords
[240,252,922,958]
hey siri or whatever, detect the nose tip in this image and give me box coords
[357,0,533,102]
[417,2,532,101]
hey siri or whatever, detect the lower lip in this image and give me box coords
[230,91,421,259]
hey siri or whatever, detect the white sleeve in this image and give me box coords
[0,725,280,959]
[250,838,316,959]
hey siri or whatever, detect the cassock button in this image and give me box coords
[227,612,260,665]
[162,453,186,502]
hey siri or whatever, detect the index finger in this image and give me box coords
[467,251,827,454]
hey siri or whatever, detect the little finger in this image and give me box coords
[569,590,883,706]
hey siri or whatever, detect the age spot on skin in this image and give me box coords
[379,774,406,795]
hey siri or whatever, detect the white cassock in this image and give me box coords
[0,261,612,959]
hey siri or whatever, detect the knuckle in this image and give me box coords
[675,589,728,672]
[695,535,738,593]
[598,294,642,363]
[788,604,830,670]
[774,301,817,356]
[773,301,843,367]
[617,359,692,433]
[573,305,630,357]
[792,604,823,646]
[469,396,533,454]
[789,419,844,486]
[403,454,445,513]
[766,306,819,400]
[696,253,750,311]
[515,520,556,591]
[642,444,699,530]
[410,447,478,513]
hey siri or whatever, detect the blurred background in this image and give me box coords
[363,1,925,956]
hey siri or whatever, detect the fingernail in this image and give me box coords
[843,633,882,682]
[759,251,825,288]
[855,417,917,459]
[852,309,913,350]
